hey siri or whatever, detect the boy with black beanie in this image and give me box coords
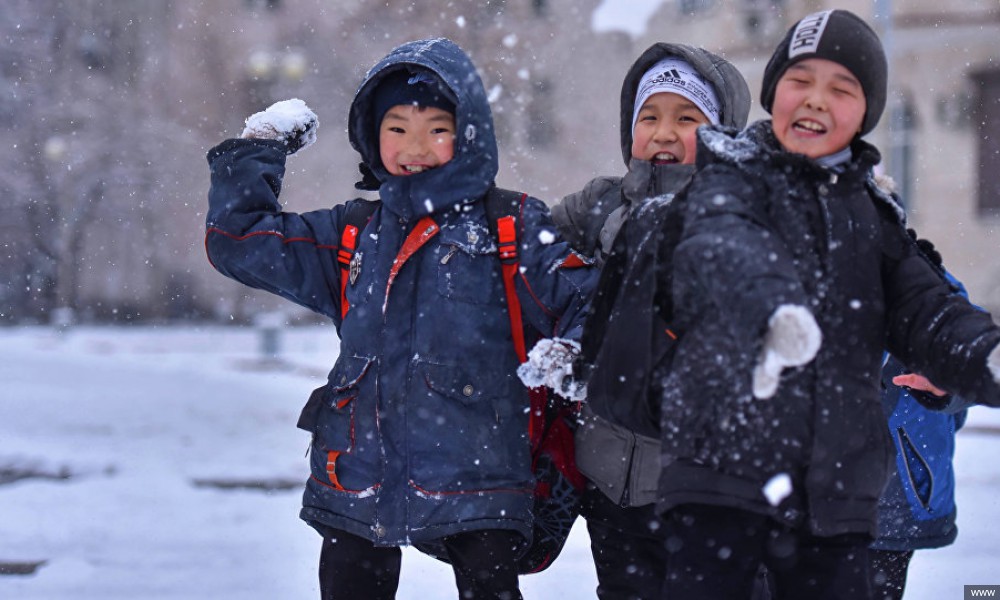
[649,9,1000,599]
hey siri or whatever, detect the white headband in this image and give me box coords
[632,57,721,132]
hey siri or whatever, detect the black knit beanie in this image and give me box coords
[373,67,455,128]
[760,9,887,136]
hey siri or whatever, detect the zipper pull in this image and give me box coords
[440,245,458,264]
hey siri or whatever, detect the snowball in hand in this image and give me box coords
[241,98,319,155]
[752,304,821,399]
[763,472,792,506]
[517,338,586,401]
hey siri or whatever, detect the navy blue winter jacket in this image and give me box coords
[205,38,595,547]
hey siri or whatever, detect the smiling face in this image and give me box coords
[378,104,455,175]
[630,92,711,165]
[771,58,867,159]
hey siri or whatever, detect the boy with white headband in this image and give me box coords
[549,43,750,599]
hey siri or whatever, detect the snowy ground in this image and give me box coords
[2,325,999,599]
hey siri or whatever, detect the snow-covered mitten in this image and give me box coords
[517,338,587,401]
[752,305,822,399]
[989,342,1000,385]
[241,98,318,155]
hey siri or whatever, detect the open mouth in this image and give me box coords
[652,152,680,165]
[792,119,827,135]
[401,164,431,174]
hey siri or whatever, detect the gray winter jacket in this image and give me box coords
[551,43,750,507]
[551,42,751,264]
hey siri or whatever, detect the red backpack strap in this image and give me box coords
[338,225,360,320]
[485,186,550,449]
[496,214,528,363]
[338,199,380,320]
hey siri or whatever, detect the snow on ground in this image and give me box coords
[1,325,999,599]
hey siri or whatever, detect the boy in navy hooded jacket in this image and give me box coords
[205,38,594,600]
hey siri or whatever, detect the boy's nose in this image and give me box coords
[804,91,828,112]
[403,137,430,157]
[653,124,679,143]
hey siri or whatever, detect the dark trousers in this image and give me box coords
[869,549,914,600]
[581,484,668,600]
[661,504,872,600]
[319,528,523,600]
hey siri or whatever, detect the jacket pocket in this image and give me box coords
[308,355,377,493]
[897,427,934,509]
[410,361,527,493]
[574,409,633,505]
[310,355,373,450]
[422,360,512,413]
[628,430,661,507]
[436,236,504,306]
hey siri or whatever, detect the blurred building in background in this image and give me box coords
[1,0,997,324]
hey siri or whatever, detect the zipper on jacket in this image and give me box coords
[896,427,935,511]
[440,245,458,264]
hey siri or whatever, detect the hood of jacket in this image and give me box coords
[348,38,498,220]
[617,42,751,167]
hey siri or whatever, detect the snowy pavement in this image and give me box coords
[1,325,998,599]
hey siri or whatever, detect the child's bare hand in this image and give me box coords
[892,373,947,396]
[241,98,318,155]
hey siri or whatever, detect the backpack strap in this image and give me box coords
[485,186,529,363]
[484,186,554,449]
[484,186,529,363]
[338,198,380,319]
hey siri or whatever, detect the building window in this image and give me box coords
[888,93,917,210]
[972,68,1000,216]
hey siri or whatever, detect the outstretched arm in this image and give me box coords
[205,101,346,321]
[881,223,1000,407]
[672,164,820,398]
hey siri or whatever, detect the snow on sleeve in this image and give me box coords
[752,304,821,399]
[241,98,319,154]
[762,472,792,506]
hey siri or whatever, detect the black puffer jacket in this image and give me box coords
[658,120,1000,537]
[551,43,750,507]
